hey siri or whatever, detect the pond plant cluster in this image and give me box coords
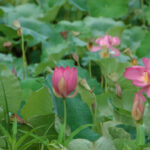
[1,0,150,149]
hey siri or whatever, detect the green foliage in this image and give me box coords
[0,0,150,149]
[21,87,53,120]
[88,0,129,18]
[0,66,22,113]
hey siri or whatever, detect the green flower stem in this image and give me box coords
[63,99,67,142]
[89,60,92,77]
[92,94,97,128]
[105,80,108,92]
[21,32,28,79]
[141,0,145,25]
[100,67,104,88]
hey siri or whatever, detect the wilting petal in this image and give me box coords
[143,57,150,69]
[124,66,145,81]
[91,46,101,52]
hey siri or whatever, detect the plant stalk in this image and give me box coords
[21,32,28,79]
[63,99,67,142]
[89,60,92,77]
[141,0,145,25]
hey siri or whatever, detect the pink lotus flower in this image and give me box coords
[52,66,78,98]
[91,35,121,57]
[124,58,150,97]
[132,91,145,121]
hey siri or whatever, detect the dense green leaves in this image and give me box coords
[0,0,150,149]
[0,66,22,113]
[136,31,150,58]
[68,137,116,150]
[88,0,129,18]
[21,87,53,120]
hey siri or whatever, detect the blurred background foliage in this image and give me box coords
[0,0,150,72]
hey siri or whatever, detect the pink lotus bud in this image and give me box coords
[132,92,145,121]
[12,67,17,76]
[115,83,122,98]
[72,53,79,62]
[52,66,78,98]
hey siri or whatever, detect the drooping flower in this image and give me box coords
[52,66,78,98]
[124,57,150,97]
[132,91,145,121]
[90,35,121,57]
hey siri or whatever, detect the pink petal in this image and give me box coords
[138,89,146,101]
[112,37,121,45]
[143,57,150,69]
[64,67,77,94]
[124,66,145,81]
[95,37,103,44]
[109,47,120,56]
[100,35,112,48]
[142,86,150,97]
[91,46,101,52]
[132,80,148,87]
[52,66,64,94]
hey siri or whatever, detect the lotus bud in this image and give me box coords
[13,20,22,36]
[52,66,78,98]
[132,92,145,121]
[115,82,122,98]
[72,53,79,63]
[12,67,17,76]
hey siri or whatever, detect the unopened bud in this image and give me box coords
[12,67,17,76]
[72,53,79,62]
[132,92,145,121]
[13,20,22,36]
[115,82,122,98]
